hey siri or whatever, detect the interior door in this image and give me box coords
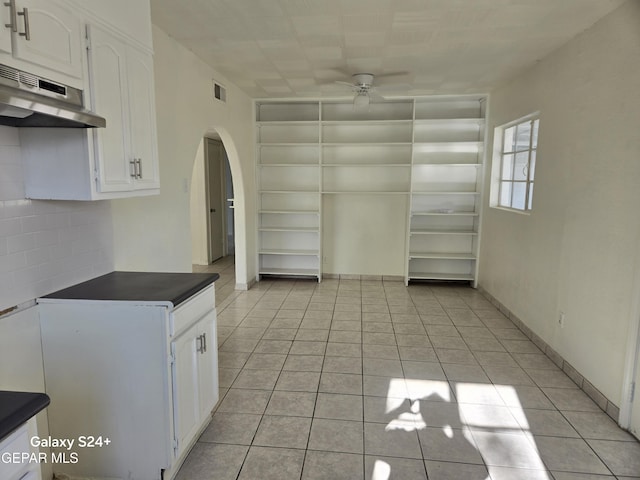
[207,139,224,263]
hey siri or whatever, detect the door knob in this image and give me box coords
[210,208,216,212]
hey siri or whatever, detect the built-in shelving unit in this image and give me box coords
[408,97,486,285]
[256,102,321,280]
[255,96,486,284]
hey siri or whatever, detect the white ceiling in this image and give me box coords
[150,0,625,99]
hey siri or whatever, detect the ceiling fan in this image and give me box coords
[333,72,409,107]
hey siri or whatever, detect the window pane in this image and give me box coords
[532,119,539,148]
[529,150,536,180]
[514,151,529,181]
[499,181,512,207]
[515,121,532,151]
[503,126,516,153]
[512,182,527,210]
[528,183,534,210]
[501,154,514,180]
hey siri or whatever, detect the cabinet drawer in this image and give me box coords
[0,423,30,480]
[171,285,215,336]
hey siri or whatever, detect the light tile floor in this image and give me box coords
[185,260,640,480]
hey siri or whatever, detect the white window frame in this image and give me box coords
[490,113,539,213]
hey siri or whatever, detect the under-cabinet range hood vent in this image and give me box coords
[0,64,105,128]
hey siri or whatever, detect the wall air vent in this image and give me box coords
[213,81,226,103]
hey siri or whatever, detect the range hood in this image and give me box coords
[0,64,105,128]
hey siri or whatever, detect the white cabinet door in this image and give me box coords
[171,321,200,459]
[87,23,160,194]
[0,2,12,55]
[127,45,160,190]
[88,24,133,192]
[197,310,219,420]
[171,310,219,459]
[10,0,84,79]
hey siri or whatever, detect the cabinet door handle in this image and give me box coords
[129,159,137,179]
[196,334,203,354]
[4,0,17,32]
[136,158,143,179]
[202,333,207,353]
[17,6,29,40]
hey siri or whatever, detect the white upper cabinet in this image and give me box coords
[88,25,131,191]
[20,4,160,200]
[125,45,159,190]
[1,0,84,85]
[88,24,159,194]
[0,3,12,55]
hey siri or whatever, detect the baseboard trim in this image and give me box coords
[477,285,620,423]
[235,278,255,291]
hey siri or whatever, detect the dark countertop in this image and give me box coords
[0,391,50,442]
[40,271,220,307]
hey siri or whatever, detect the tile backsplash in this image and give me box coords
[0,126,114,311]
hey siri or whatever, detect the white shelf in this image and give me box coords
[259,190,319,194]
[410,230,478,235]
[412,163,481,167]
[321,119,413,126]
[259,227,319,232]
[323,142,412,147]
[412,191,480,195]
[260,210,320,214]
[409,252,476,260]
[411,212,479,216]
[322,191,409,195]
[257,142,319,147]
[256,120,319,126]
[256,102,319,122]
[322,100,413,122]
[259,163,319,167]
[413,118,484,125]
[259,267,320,277]
[413,141,484,151]
[323,123,413,144]
[323,163,410,167]
[408,272,475,281]
[259,249,319,256]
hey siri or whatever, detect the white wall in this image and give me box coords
[0,126,113,312]
[479,0,640,405]
[111,26,256,287]
[190,139,208,266]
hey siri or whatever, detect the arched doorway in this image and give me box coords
[190,128,250,289]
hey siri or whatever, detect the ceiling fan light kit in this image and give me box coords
[353,92,370,108]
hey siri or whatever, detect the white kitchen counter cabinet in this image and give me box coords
[38,272,219,480]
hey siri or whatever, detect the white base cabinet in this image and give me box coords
[38,284,218,480]
[0,419,42,480]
